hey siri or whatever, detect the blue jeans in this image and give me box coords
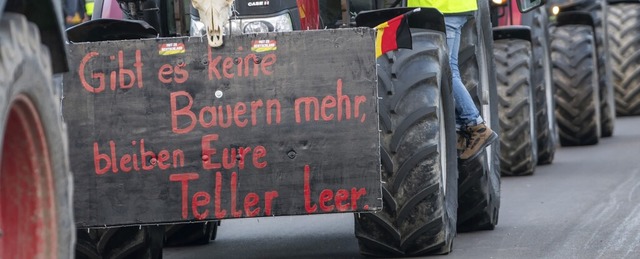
[445,16,484,130]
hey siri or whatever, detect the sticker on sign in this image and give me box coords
[251,39,277,52]
[159,42,186,55]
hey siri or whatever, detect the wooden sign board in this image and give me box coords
[62,28,382,227]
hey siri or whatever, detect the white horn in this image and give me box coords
[192,0,235,48]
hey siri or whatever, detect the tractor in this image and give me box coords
[547,0,616,146]
[490,0,557,176]
[61,0,538,257]
[0,0,74,258]
[605,0,640,116]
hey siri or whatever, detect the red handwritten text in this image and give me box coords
[78,50,143,93]
[170,91,282,134]
[170,172,279,219]
[201,134,267,170]
[302,164,367,213]
[93,139,184,174]
[295,79,367,123]
[208,47,276,80]
[158,62,189,84]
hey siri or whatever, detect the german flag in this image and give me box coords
[375,12,413,58]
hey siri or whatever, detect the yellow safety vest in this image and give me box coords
[407,0,478,14]
[86,0,94,17]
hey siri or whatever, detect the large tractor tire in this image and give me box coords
[354,28,458,256]
[164,221,219,246]
[608,3,640,116]
[0,13,75,259]
[522,7,557,165]
[456,1,501,232]
[584,1,615,137]
[494,39,537,176]
[550,24,601,146]
[75,226,164,259]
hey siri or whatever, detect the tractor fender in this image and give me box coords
[493,25,532,42]
[555,10,594,28]
[607,0,640,4]
[551,0,597,12]
[0,0,69,73]
[355,7,445,33]
[65,18,158,43]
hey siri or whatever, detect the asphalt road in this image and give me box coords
[165,116,640,259]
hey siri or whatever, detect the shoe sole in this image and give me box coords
[460,132,498,163]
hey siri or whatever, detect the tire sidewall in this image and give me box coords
[494,39,538,175]
[522,7,558,158]
[0,14,74,259]
[551,24,601,145]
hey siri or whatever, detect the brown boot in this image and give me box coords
[459,123,498,161]
[457,131,468,157]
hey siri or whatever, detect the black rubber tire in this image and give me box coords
[164,221,218,247]
[586,1,616,137]
[456,1,501,232]
[354,28,458,256]
[522,7,557,165]
[550,24,601,146]
[494,39,537,176]
[0,13,74,259]
[75,226,164,259]
[608,3,640,116]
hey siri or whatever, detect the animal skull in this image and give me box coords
[191,0,235,47]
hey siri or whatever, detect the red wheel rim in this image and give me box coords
[1,94,58,258]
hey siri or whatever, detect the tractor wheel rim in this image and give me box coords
[1,94,58,258]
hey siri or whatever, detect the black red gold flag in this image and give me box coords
[374,12,413,58]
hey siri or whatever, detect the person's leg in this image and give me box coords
[445,15,483,130]
[444,15,497,161]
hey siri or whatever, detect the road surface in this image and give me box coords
[165,117,640,259]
